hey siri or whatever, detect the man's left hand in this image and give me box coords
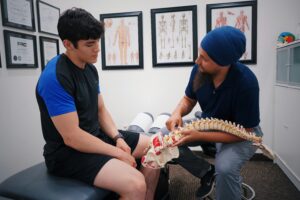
[172,130,201,146]
[116,139,132,154]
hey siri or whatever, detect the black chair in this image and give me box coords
[0,162,116,200]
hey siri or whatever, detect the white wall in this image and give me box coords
[1,0,300,188]
[257,0,300,190]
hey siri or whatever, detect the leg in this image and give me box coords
[94,158,146,200]
[121,45,126,64]
[214,141,257,200]
[174,145,211,178]
[119,43,124,64]
[47,145,146,200]
[132,134,160,200]
[124,44,128,64]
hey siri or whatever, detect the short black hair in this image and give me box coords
[57,7,104,48]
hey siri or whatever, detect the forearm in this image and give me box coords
[65,127,122,158]
[194,131,244,143]
[127,30,130,45]
[113,28,119,44]
[98,106,119,139]
[172,96,196,117]
[51,111,122,158]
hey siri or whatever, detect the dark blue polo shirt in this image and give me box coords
[185,63,260,128]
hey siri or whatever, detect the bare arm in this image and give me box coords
[175,128,255,146]
[51,109,136,166]
[166,95,197,130]
[183,130,244,143]
[245,16,250,30]
[234,17,239,28]
[126,27,130,46]
[51,111,122,157]
[215,18,220,28]
[97,94,119,139]
[113,27,119,45]
[97,94,132,155]
[172,95,197,118]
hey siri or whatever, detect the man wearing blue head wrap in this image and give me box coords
[166,26,263,200]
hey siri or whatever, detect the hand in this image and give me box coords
[172,129,201,147]
[166,114,183,131]
[117,149,137,168]
[116,138,131,154]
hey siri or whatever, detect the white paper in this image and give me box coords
[10,36,34,64]
[39,2,59,34]
[42,41,57,65]
[7,0,32,27]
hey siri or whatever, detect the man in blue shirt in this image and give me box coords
[36,8,159,200]
[166,26,263,200]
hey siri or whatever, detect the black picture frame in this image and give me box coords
[0,0,35,31]
[206,1,257,64]
[151,5,198,67]
[37,0,60,36]
[4,30,38,68]
[39,36,59,70]
[100,11,143,70]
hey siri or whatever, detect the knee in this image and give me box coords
[127,173,147,194]
[215,162,239,178]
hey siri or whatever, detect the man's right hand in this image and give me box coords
[166,114,183,131]
[117,149,137,168]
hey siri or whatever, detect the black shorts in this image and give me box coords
[45,130,140,185]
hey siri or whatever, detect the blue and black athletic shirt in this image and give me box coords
[36,54,100,158]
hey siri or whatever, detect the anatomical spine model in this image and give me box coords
[142,118,274,169]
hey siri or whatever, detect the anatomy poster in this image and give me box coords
[101,11,143,70]
[151,6,198,67]
[207,1,257,64]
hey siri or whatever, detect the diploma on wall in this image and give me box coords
[38,1,60,35]
[7,0,32,27]
[4,30,37,68]
[39,36,59,70]
[42,41,57,65]
[10,36,35,65]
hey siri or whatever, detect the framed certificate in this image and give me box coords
[1,0,35,31]
[39,36,59,70]
[37,0,60,35]
[4,30,38,68]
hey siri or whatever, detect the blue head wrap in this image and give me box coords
[201,26,246,66]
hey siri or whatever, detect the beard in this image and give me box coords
[193,69,212,92]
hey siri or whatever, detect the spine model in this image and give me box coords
[182,118,262,143]
[142,118,274,169]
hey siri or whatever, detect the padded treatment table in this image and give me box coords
[0,162,116,200]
